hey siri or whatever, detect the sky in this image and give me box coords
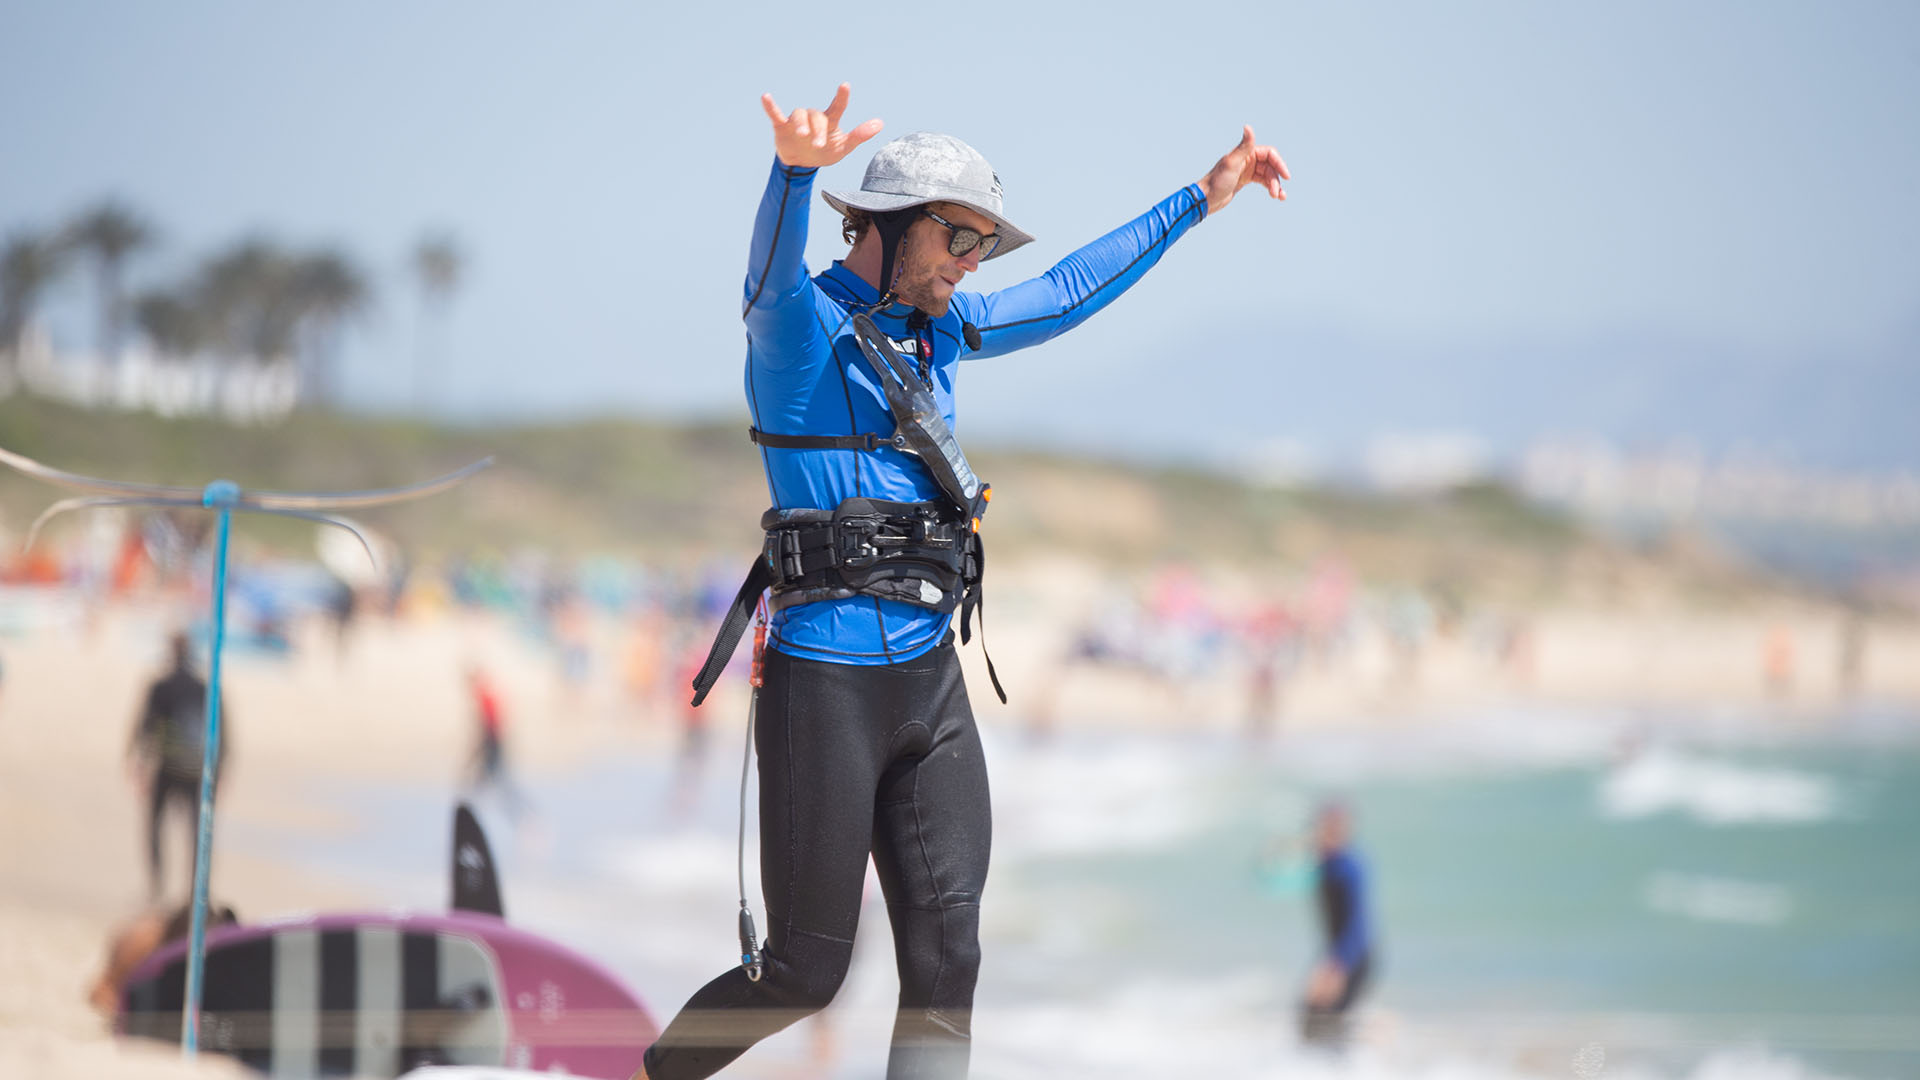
[3,1,1917,471]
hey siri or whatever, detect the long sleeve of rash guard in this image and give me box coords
[741,158,825,372]
[953,183,1208,359]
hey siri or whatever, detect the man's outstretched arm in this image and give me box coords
[955,126,1288,357]
[741,84,882,356]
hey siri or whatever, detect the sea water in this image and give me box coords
[243,705,1920,1080]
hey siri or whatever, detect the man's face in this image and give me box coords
[1314,807,1349,855]
[892,202,996,318]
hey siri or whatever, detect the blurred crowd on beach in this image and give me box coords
[3,504,1905,749]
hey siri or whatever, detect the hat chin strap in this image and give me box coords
[870,209,918,311]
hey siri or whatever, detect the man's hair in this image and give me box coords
[841,208,873,246]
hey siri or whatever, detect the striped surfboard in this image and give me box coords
[119,911,656,1079]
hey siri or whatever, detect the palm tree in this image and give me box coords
[186,240,374,409]
[0,232,70,384]
[288,250,370,409]
[411,231,463,413]
[191,239,296,366]
[63,201,154,367]
[132,289,205,360]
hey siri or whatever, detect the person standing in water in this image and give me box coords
[1301,799,1377,1050]
[646,83,1288,1080]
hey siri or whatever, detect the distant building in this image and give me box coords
[1519,438,1920,528]
[0,321,298,425]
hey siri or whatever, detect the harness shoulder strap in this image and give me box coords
[749,427,887,452]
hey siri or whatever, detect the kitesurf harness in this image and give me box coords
[690,311,1004,707]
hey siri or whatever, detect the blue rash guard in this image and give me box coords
[742,158,1208,665]
[1317,849,1374,972]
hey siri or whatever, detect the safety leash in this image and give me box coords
[735,606,767,981]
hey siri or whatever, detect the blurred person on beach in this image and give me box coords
[1763,622,1796,698]
[128,631,229,901]
[668,633,714,818]
[323,572,358,667]
[623,607,670,720]
[645,82,1288,1080]
[1302,557,1355,669]
[463,663,527,821]
[554,592,593,708]
[1837,604,1866,697]
[1300,799,1376,1051]
[1381,586,1432,692]
[1243,597,1300,741]
[88,900,239,1016]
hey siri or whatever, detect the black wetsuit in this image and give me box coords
[644,636,988,1080]
[133,665,225,899]
[1303,848,1374,1046]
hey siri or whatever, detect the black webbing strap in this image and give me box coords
[750,427,887,452]
[694,527,1006,707]
[690,555,775,706]
[957,533,1006,704]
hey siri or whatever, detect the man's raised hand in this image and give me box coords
[763,83,883,170]
[1199,125,1290,215]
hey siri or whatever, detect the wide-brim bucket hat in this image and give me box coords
[822,132,1034,259]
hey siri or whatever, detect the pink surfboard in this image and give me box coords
[119,910,657,1079]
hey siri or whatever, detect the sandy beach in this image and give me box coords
[3,566,1917,1079]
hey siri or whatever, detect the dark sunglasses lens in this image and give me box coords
[948,228,999,259]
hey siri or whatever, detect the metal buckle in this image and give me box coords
[912,518,956,548]
[835,517,881,569]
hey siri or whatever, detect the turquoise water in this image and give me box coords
[991,732,1920,1076]
[244,708,1920,1079]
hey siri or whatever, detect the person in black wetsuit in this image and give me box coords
[128,632,228,901]
[1302,798,1375,1049]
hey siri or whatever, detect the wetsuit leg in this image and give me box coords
[644,643,991,1080]
[642,648,885,1080]
[872,643,989,1080]
[1334,954,1371,1012]
[1300,953,1372,1049]
[148,772,205,900]
[145,769,170,897]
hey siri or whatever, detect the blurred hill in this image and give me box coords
[0,398,1798,609]
[982,312,1920,476]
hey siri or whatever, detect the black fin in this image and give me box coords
[451,802,505,918]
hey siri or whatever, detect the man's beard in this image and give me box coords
[891,247,951,317]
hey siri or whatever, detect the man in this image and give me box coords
[462,662,526,820]
[1301,799,1376,1050]
[128,631,228,901]
[644,83,1287,1080]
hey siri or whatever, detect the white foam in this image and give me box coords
[1677,1048,1854,1080]
[1599,749,1840,825]
[1643,872,1794,927]
[972,973,1863,1079]
[984,736,1220,858]
[596,829,745,897]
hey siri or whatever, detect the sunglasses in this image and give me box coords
[921,209,1002,260]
